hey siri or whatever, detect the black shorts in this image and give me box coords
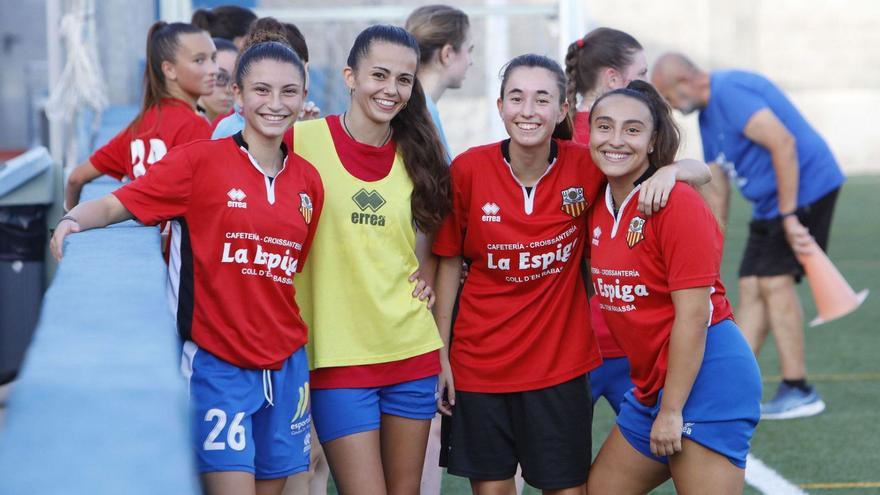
[739,188,839,281]
[440,374,592,490]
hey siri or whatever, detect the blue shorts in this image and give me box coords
[311,375,438,443]
[182,342,311,479]
[589,356,633,415]
[616,319,762,468]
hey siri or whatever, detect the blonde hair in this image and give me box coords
[405,5,470,65]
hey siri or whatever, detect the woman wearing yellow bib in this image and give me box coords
[293,25,450,494]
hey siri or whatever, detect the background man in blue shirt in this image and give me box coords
[652,53,845,420]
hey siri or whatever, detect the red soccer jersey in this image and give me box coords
[433,139,604,393]
[573,110,625,359]
[588,182,733,406]
[91,98,211,181]
[113,134,324,369]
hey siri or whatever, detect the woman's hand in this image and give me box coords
[50,217,81,261]
[637,166,677,215]
[650,408,684,457]
[409,269,436,309]
[437,353,456,415]
[299,101,321,121]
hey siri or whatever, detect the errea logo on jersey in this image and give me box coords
[481,202,501,222]
[592,226,602,246]
[227,188,247,209]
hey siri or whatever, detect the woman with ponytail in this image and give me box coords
[586,80,761,494]
[52,40,322,495]
[564,28,711,418]
[64,22,217,210]
[292,24,448,494]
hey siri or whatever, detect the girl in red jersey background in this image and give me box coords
[564,28,711,417]
[199,37,238,124]
[65,22,216,209]
[51,39,321,495]
[292,25,448,495]
[586,80,761,494]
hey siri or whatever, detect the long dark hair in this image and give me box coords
[134,21,205,128]
[499,54,573,140]
[564,27,643,121]
[591,80,680,169]
[347,25,450,232]
[191,5,256,41]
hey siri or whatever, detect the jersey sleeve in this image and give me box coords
[653,184,721,291]
[716,78,769,133]
[296,159,324,272]
[89,128,132,180]
[432,155,471,257]
[112,144,195,225]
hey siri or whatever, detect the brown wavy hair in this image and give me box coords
[564,27,642,122]
[347,25,451,232]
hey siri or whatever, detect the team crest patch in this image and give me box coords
[560,187,587,217]
[299,192,313,224]
[626,217,646,248]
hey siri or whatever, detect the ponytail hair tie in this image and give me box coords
[576,38,585,49]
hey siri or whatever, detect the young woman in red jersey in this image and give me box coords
[291,25,448,495]
[52,40,322,495]
[432,54,601,495]
[564,28,710,416]
[65,22,217,210]
[586,81,761,494]
[432,54,707,494]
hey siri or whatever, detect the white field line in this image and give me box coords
[746,454,809,495]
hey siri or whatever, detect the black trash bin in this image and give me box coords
[0,204,47,385]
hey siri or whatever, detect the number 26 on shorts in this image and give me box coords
[203,408,247,451]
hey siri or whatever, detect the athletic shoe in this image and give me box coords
[760,383,826,420]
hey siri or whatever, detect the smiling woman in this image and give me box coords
[50,40,324,495]
[291,24,450,495]
[431,54,603,495]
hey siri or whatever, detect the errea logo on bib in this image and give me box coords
[227,188,247,209]
[481,202,501,222]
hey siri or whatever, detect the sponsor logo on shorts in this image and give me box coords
[682,422,695,436]
[290,382,311,440]
[561,186,587,218]
[481,202,501,222]
[227,188,247,209]
[626,216,645,248]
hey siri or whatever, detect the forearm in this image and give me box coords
[659,290,711,413]
[415,231,439,287]
[771,140,799,214]
[432,255,462,352]
[699,164,731,233]
[670,158,711,186]
[65,161,103,210]
[66,194,133,231]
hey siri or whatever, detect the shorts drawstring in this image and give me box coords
[262,369,274,408]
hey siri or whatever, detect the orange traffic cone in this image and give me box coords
[796,239,869,327]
